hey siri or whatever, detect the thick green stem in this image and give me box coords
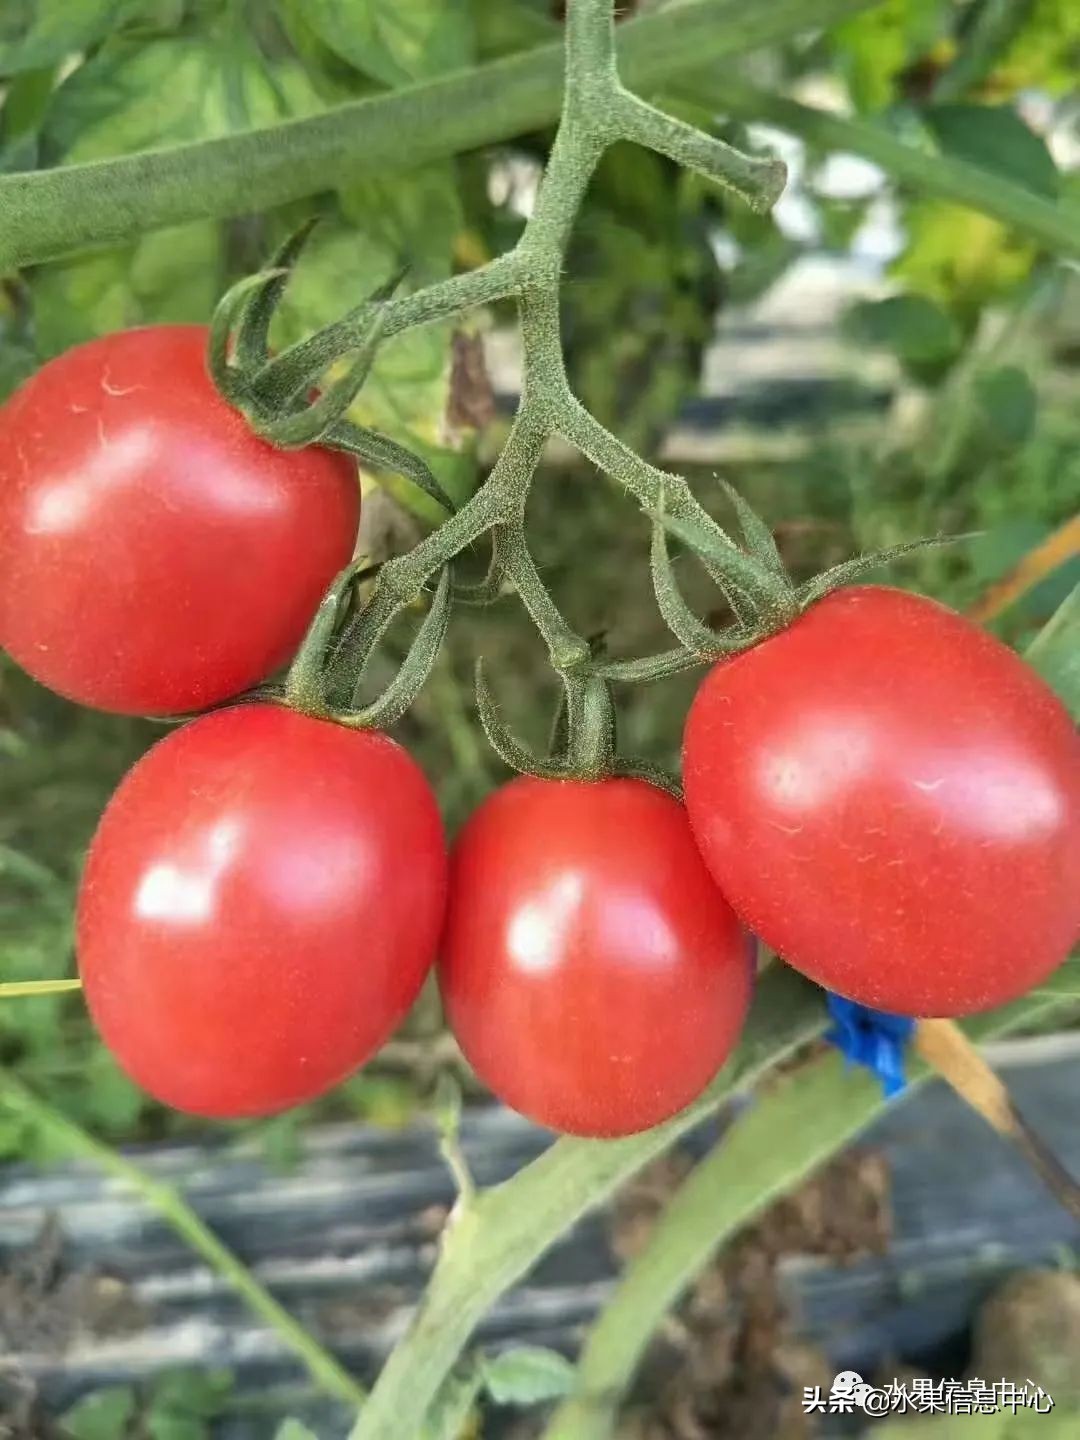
[0,0,877,269]
[682,72,1080,259]
[346,967,828,1440]
[0,1070,365,1411]
[542,960,1080,1440]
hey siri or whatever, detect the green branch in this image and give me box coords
[0,1070,365,1412]
[681,73,1080,259]
[542,958,1080,1440]
[346,967,827,1440]
[0,0,877,269]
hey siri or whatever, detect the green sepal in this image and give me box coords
[326,419,454,515]
[336,566,453,730]
[283,558,371,713]
[796,534,977,610]
[648,506,799,630]
[718,478,791,588]
[475,659,575,780]
[206,269,286,408]
[611,758,684,800]
[255,309,387,449]
[232,217,321,372]
[252,267,407,412]
[650,513,731,655]
[452,552,507,607]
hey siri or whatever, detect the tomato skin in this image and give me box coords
[77,705,447,1117]
[439,777,752,1138]
[683,585,1080,1017]
[0,326,359,715]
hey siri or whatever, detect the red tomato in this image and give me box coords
[0,326,358,715]
[683,586,1080,1017]
[78,704,447,1117]
[439,777,752,1137]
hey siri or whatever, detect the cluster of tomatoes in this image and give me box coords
[2,326,1078,1138]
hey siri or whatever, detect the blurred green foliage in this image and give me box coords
[1,0,1079,1171]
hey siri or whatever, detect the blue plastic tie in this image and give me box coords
[824,992,915,1098]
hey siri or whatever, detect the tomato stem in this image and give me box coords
[0,1069,366,1411]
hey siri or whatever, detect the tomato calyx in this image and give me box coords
[205,221,454,516]
[277,558,452,732]
[475,656,682,794]
[645,482,968,678]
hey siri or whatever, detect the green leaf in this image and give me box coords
[832,0,946,112]
[843,294,961,365]
[60,1387,138,1440]
[299,0,475,86]
[146,1414,206,1440]
[0,0,125,74]
[27,32,329,354]
[340,163,464,285]
[924,104,1060,200]
[1027,583,1080,720]
[974,364,1037,448]
[473,0,555,61]
[272,209,476,511]
[0,338,35,400]
[42,38,325,163]
[0,65,57,171]
[273,1423,320,1440]
[149,1369,233,1419]
[31,221,222,358]
[892,199,1037,312]
[481,1345,576,1405]
[82,1047,144,1133]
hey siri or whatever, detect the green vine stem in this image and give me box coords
[0,1069,366,1411]
[0,0,875,270]
[308,0,800,758]
[541,959,1080,1440]
[346,967,827,1440]
[678,72,1080,260]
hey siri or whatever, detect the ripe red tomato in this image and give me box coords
[683,585,1080,1017]
[0,326,358,715]
[439,777,752,1137]
[78,704,447,1117]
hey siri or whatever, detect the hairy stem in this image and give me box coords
[681,72,1080,259]
[0,0,877,269]
[346,968,827,1440]
[0,1070,365,1410]
[542,960,1080,1440]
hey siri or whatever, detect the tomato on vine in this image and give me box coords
[439,776,752,1138]
[682,586,1080,1018]
[78,704,447,1117]
[0,326,359,716]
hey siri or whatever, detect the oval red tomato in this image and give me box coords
[78,704,447,1117]
[0,326,359,715]
[439,777,752,1137]
[683,585,1080,1017]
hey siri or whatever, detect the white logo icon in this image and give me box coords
[829,1371,875,1411]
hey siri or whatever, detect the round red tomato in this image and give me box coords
[78,704,447,1117]
[439,777,752,1137]
[0,326,358,715]
[683,585,1080,1017]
